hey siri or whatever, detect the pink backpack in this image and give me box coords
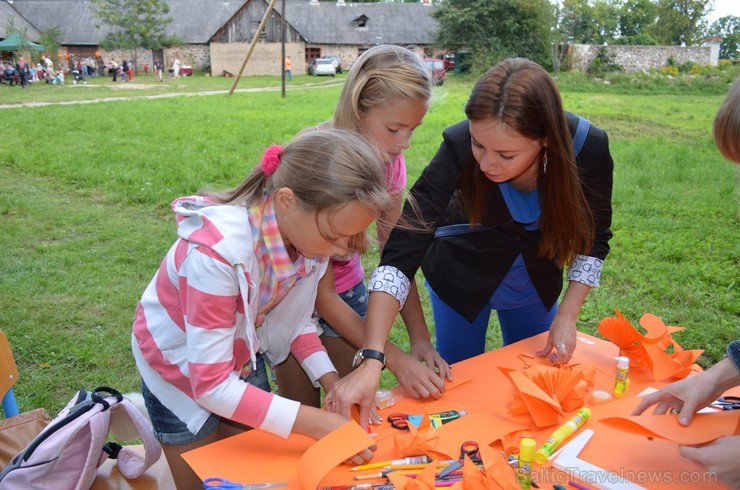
[0,387,161,489]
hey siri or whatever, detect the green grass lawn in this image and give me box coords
[0,71,738,416]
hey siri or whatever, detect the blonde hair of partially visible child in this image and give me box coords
[713,79,740,164]
[132,129,389,489]
[275,45,452,410]
[333,44,432,134]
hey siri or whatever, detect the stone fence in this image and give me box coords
[570,44,715,72]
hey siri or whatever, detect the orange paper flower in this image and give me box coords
[598,310,703,381]
[502,365,588,428]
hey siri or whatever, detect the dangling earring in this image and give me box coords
[543,148,548,174]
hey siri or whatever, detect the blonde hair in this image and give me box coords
[713,80,740,164]
[332,45,433,131]
[211,129,391,253]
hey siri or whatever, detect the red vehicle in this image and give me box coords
[424,58,446,86]
[443,54,455,72]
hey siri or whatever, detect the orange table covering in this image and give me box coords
[183,331,738,489]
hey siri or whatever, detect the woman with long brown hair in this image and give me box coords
[328,58,615,421]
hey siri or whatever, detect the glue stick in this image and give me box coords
[613,356,630,397]
[534,408,591,464]
[517,438,536,489]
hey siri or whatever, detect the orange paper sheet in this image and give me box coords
[182,420,375,489]
[297,421,376,490]
[432,412,528,461]
[598,410,740,446]
[182,331,733,490]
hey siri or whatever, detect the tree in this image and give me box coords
[93,0,180,71]
[708,16,740,60]
[618,0,658,38]
[592,0,620,44]
[39,27,62,60]
[433,0,553,70]
[558,0,599,44]
[649,0,711,46]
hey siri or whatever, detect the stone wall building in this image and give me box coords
[570,44,717,73]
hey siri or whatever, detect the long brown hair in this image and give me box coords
[461,58,592,268]
[713,79,740,164]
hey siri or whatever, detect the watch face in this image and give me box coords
[352,349,363,368]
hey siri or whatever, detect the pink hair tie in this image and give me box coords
[259,145,282,176]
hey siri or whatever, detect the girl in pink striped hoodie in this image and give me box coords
[132,129,389,489]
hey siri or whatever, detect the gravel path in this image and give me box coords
[0,79,344,110]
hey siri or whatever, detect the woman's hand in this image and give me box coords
[410,338,453,382]
[324,361,383,431]
[679,436,740,489]
[536,281,590,364]
[631,357,738,426]
[388,349,447,399]
[536,312,577,365]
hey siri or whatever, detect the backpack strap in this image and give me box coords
[572,116,591,157]
[106,396,162,479]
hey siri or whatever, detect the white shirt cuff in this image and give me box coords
[567,254,603,288]
[368,266,411,309]
[260,395,301,439]
[300,351,337,388]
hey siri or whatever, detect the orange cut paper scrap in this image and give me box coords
[386,457,438,489]
[597,310,703,381]
[393,410,439,458]
[448,443,520,490]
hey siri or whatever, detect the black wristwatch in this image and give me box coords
[352,348,386,369]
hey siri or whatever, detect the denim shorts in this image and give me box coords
[319,280,367,338]
[141,353,271,445]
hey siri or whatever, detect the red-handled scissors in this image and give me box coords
[388,412,412,431]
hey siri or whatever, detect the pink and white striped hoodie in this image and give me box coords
[132,196,334,438]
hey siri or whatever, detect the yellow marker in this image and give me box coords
[613,356,630,397]
[534,408,591,464]
[517,438,536,489]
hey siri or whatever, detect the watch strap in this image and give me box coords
[355,348,386,368]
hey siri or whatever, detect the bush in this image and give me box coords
[588,47,623,76]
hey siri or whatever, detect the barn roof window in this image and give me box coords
[353,15,369,28]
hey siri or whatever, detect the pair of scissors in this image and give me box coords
[437,441,482,478]
[388,412,412,431]
[459,440,482,464]
[203,477,288,489]
[712,395,740,410]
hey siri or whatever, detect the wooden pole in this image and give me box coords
[281,0,286,98]
[228,0,279,96]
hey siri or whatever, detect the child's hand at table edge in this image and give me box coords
[293,405,377,464]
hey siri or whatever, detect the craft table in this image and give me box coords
[183,331,738,489]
